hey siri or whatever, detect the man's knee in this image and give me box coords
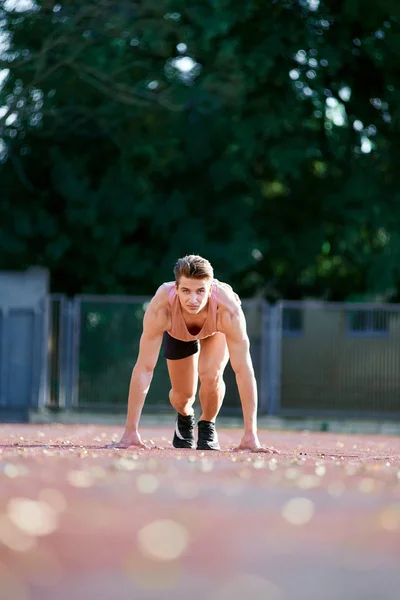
[169,390,195,412]
[199,369,225,391]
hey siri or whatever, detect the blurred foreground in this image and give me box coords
[0,424,400,600]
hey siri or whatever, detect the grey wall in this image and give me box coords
[0,268,49,422]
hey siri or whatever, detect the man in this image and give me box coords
[115,255,278,453]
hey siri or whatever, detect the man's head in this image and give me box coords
[173,255,214,284]
[173,255,214,315]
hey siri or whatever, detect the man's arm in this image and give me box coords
[124,328,163,431]
[223,307,279,453]
[224,308,258,435]
[114,290,167,448]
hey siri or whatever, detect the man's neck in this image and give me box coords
[181,302,209,325]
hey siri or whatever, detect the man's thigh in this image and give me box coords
[198,332,229,379]
[167,353,199,398]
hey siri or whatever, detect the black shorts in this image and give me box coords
[163,332,200,360]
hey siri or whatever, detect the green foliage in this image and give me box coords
[1,0,400,300]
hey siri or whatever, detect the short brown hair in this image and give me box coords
[173,255,214,284]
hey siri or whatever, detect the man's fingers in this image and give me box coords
[105,442,124,449]
[108,443,129,449]
[232,445,280,454]
[254,446,280,454]
[106,441,149,450]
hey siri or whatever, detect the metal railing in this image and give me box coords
[47,295,400,418]
[63,296,269,416]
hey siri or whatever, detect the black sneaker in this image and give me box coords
[172,413,196,449]
[197,420,220,451]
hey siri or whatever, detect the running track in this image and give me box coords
[1,424,400,600]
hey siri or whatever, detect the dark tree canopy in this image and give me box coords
[1,0,399,300]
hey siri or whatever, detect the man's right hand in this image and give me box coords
[109,429,150,449]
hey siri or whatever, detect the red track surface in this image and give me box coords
[1,424,400,600]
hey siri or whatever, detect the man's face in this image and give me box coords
[176,276,212,315]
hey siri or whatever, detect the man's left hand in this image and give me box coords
[235,433,280,454]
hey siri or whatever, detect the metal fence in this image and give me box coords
[47,296,400,418]
[61,296,269,416]
[48,295,74,410]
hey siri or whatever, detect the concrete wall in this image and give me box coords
[281,306,400,413]
[0,268,49,422]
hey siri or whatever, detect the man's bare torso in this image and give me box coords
[148,280,241,337]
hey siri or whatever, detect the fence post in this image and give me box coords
[37,295,51,409]
[54,295,73,410]
[69,297,81,409]
[268,302,283,415]
[63,298,75,410]
[0,308,8,407]
[259,300,270,414]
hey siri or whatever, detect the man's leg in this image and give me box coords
[167,354,199,448]
[198,332,229,421]
[167,353,199,416]
[197,333,229,450]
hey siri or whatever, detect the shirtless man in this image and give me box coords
[116,255,278,453]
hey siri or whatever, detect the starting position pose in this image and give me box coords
[116,255,278,453]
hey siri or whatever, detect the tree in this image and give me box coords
[1,0,400,300]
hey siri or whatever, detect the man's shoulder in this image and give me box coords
[144,283,171,327]
[216,279,241,312]
[151,281,174,304]
[143,284,170,332]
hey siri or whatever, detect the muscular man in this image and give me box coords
[116,255,278,453]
